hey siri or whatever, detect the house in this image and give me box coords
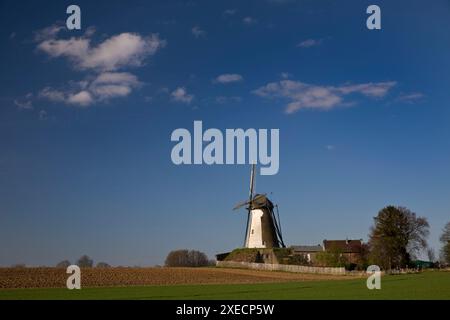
[290,245,323,263]
[323,239,364,264]
[292,239,364,265]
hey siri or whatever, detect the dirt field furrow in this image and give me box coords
[0,267,360,289]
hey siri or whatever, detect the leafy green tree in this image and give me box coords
[368,206,429,270]
[440,221,450,264]
[315,247,348,267]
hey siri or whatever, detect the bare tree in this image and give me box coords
[440,221,450,264]
[77,255,94,268]
[426,248,436,262]
[165,250,209,267]
[56,260,71,268]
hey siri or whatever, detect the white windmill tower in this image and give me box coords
[233,165,285,249]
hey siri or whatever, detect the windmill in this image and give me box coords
[233,164,286,248]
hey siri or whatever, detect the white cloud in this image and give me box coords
[214,73,243,84]
[280,72,291,79]
[36,26,166,72]
[39,87,66,102]
[67,91,93,107]
[243,17,257,25]
[14,93,33,110]
[253,80,396,114]
[171,87,194,104]
[90,72,140,100]
[297,39,323,48]
[34,24,65,42]
[191,26,206,38]
[39,72,140,107]
[325,145,336,151]
[33,24,165,108]
[396,92,425,103]
[338,82,397,97]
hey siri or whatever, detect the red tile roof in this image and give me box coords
[323,240,363,253]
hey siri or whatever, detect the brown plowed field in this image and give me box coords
[0,267,360,289]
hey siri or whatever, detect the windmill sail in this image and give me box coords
[244,164,256,247]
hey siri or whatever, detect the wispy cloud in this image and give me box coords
[14,93,33,110]
[243,17,257,25]
[223,9,237,16]
[280,72,292,79]
[39,110,48,121]
[213,73,243,84]
[267,0,296,4]
[396,92,425,103]
[253,80,396,114]
[39,72,141,107]
[191,26,206,38]
[216,96,242,104]
[325,145,336,151]
[33,24,65,42]
[297,38,323,48]
[171,87,194,104]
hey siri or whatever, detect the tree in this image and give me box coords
[426,248,436,262]
[440,221,450,264]
[96,262,111,268]
[56,260,71,268]
[165,250,209,267]
[77,255,94,268]
[368,206,429,270]
[187,250,209,267]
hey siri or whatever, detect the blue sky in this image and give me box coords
[1,0,449,266]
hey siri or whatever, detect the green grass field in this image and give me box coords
[1,271,449,300]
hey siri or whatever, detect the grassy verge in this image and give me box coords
[0,271,449,300]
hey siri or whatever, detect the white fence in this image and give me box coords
[216,260,346,275]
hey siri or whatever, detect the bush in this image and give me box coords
[315,247,348,267]
[288,254,310,266]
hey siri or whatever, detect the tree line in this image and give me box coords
[314,206,450,270]
[56,255,110,268]
[162,206,450,271]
